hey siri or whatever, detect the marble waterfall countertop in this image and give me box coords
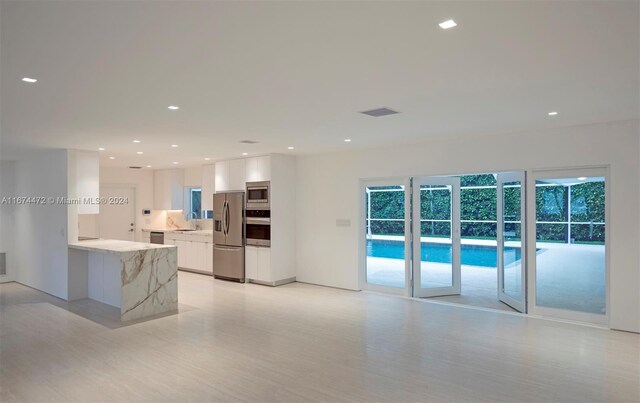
[68,239,178,321]
[69,239,176,254]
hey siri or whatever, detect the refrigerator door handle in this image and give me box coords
[213,245,240,251]
[221,201,225,236]
[225,201,231,236]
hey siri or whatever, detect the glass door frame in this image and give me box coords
[412,176,461,298]
[526,167,610,325]
[497,172,527,312]
[359,178,412,297]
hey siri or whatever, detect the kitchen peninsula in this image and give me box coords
[68,239,178,321]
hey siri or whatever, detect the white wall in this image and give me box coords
[100,167,154,241]
[0,161,16,282]
[14,150,70,299]
[295,119,640,332]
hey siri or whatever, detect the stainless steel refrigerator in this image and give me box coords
[213,192,245,282]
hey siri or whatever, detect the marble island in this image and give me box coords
[68,239,178,321]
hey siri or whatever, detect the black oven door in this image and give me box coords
[246,222,271,246]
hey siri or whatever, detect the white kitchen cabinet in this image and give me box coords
[215,159,245,192]
[214,161,229,192]
[183,166,202,187]
[257,247,272,283]
[201,164,215,211]
[245,156,271,183]
[245,246,258,280]
[154,169,184,210]
[165,232,213,275]
[175,240,189,268]
[229,159,246,191]
[142,232,151,244]
[204,242,213,274]
[245,246,273,284]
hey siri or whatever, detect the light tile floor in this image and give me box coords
[1,271,637,402]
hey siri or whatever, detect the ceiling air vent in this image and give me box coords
[129,166,142,169]
[360,107,399,117]
[239,140,259,144]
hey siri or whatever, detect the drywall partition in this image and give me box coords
[14,149,70,299]
[0,160,16,282]
[100,167,154,242]
[67,150,100,243]
[295,119,640,332]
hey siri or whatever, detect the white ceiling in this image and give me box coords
[1,1,638,169]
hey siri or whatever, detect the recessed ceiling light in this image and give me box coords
[133,140,141,143]
[439,19,457,29]
[204,158,210,161]
[136,151,143,155]
[173,161,179,165]
[98,147,105,151]
[168,106,179,110]
[287,146,294,150]
[548,111,558,116]
[344,139,352,142]
[242,152,248,156]
[577,177,587,181]
[171,144,178,148]
[22,77,37,83]
[109,156,115,160]
[146,165,152,168]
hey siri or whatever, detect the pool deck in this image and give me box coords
[366,236,606,314]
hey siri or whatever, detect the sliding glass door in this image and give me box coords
[497,172,526,312]
[362,179,411,295]
[412,177,461,297]
[528,168,608,324]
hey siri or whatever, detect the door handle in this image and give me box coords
[221,201,227,236]
[214,245,238,252]
[227,203,231,235]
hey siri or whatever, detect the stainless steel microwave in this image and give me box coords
[246,181,270,209]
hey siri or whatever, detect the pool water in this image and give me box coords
[366,239,522,268]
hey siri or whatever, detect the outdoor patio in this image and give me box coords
[366,242,606,314]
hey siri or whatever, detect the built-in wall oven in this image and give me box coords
[246,209,270,246]
[246,181,270,210]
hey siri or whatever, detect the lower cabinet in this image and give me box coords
[245,246,272,284]
[165,235,213,275]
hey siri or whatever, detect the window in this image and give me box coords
[186,187,202,220]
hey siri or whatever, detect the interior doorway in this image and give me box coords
[99,186,136,241]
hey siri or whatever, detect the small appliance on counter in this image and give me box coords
[212,191,245,282]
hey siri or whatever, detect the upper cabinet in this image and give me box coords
[214,160,229,192]
[183,166,203,188]
[215,159,246,192]
[154,169,184,210]
[245,156,271,182]
[201,164,215,211]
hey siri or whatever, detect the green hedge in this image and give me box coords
[366,175,605,243]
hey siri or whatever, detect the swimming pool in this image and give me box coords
[366,239,522,268]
